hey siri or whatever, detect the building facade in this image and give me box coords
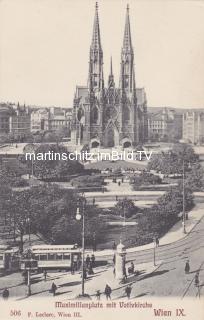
[31,108,50,132]
[71,4,148,148]
[9,104,31,139]
[183,111,204,145]
[0,104,12,136]
[148,108,182,142]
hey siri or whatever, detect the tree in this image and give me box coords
[22,143,84,180]
[114,198,138,218]
[147,143,199,175]
[185,163,204,191]
[130,171,162,189]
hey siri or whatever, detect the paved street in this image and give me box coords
[0,207,203,300]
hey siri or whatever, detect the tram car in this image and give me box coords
[0,245,20,274]
[30,244,82,271]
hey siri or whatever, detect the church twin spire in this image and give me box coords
[89,3,136,95]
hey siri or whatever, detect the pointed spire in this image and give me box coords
[108,56,115,88]
[91,2,101,51]
[122,4,132,52]
[110,56,113,76]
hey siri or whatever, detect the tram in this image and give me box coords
[0,245,20,273]
[30,244,82,271]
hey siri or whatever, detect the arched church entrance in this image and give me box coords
[122,139,132,148]
[104,124,119,147]
[91,139,100,148]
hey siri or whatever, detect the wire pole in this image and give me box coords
[182,159,186,234]
[81,199,85,296]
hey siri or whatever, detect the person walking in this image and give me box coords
[113,253,116,265]
[112,241,116,251]
[185,260,190,274]
[91,254,95,268]
[195,272,199,287]
[123,266,127,280]
[96,290,101,300]
[104,284,112,300]
[125,285,132,299]
[2,288,9,300]
[86,255,91,268]
[51,282,57,296]
[43,270,47,281]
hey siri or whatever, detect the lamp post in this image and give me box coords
[76,194,86,297]
[153,237,156,266]
[182,160,186,234]
[26,217,31,246]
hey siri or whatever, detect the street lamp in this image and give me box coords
[76,194,86,297]
[182,160,187,234]
[153,236,156,266]
[26,217,31,246]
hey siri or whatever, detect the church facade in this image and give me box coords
[71,3,148,148]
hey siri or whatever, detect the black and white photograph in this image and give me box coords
[0,0,204,319]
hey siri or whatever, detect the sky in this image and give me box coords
[0,0,204,109]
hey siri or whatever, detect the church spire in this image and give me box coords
[110,56,113,76]
[91,2,101,51]
[108,56,115,88]
[89,2,104,93]
[120,5,135,94]
[122,4,133,53]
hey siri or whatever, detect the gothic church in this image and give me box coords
[71,3,148,148]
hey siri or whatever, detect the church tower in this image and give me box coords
[119,4,138,146]
[88,2,104,94]
[71,3,146,148]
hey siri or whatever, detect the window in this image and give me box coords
[56,254,63,260]
[91,106,99,124]
[48,253,55,260]
[63,254,70,260]
[124,106,130,122]
[39,254,47,261]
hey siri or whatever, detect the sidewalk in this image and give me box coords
[94,202,204,257]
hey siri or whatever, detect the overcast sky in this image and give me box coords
[0,0,204,109]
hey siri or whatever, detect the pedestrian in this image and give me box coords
[128,262,134,275]
[118,181,121,187]
[2,288,9,300]
[88,262,94,275]
[51,282,57,296]
[112,241,116,251]
[71,261,75,274]
[125,285,132,299]
[113,253,116,265]
[86,255,91,268]
[195,272,199,287]
[96,290,101,300]
[123,266,127,280]
[91,254,95,268]
[104,284,112,300]
[185,260,190,274]
[43,270,47,281]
